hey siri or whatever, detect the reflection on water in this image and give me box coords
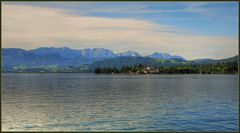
[2,73,238,131]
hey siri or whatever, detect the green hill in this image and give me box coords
[89,56,187,70]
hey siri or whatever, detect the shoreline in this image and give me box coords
[1,72,238,75]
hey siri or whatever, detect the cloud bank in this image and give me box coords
[2,3,238,59]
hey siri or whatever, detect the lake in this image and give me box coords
[1,73,239,131]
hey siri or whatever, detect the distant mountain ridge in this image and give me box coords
[79,48,116,58]
[191,55,239,64]
[147,52,185,60]
[29,47,83,59]
[116,51,141,57]
[2,47,238,71]
[3,47,185,59]
[2,48,94,68]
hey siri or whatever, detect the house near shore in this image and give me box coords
[137,66,159,74]
[125,66,159,74]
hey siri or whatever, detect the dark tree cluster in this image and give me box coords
[94,67,120,74]
[94,62,238,74]
[94,64,146,74]
[158,62,238,74]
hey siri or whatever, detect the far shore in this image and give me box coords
[1,72,238,75]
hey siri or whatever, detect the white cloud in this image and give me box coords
[2,3,238,60]
[185,2,238,22]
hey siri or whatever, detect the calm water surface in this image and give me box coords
[2,73,239,131]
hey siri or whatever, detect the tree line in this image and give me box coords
[94,62,238,74]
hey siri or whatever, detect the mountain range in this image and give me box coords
[2,47,238,71]
[14,47,185,59]
[2,47,184,66]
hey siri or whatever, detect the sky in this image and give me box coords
[2,2,238,60]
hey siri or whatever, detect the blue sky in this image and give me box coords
[7,2,238,36]
[2,2,238,59]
